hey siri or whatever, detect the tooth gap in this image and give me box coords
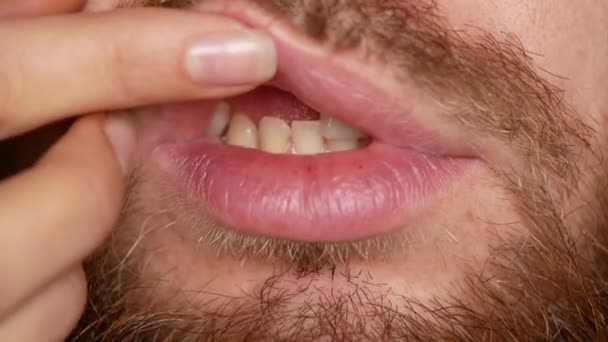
[212,103,371,155]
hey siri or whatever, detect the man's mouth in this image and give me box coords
[140,2,480,242]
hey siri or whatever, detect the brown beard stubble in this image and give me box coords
[71,0,608,340]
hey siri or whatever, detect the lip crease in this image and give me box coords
[146,1,480,242]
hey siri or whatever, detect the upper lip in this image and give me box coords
[143,1,482,242]
[195,0,475,157]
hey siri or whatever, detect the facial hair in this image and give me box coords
[71,1,608,340]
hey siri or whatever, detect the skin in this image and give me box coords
[2,0,608,341]
[0,1,276,341]
[75,1,608,340]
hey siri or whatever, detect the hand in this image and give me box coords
[0,2,277,341]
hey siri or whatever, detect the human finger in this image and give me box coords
[0,8,277,139]
[0,0,83,18]
[0,267,87,342]
[0,114,125,316]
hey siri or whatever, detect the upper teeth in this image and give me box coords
[206,101,231,138]
[226,113,259,149]
[259,116,291,154]
[320,115,366,140]
[207,101,370,154]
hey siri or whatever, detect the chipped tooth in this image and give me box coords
[259,117,291,154]
[326,139,360,152]
[320,115,366,140]
[226,113,259,149]
[206,101,231,138]
[291,120,324,155]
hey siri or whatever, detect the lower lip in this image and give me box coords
[153,141,472,242]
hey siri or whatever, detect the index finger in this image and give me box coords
[0,8,277,139]
[0,0,84,18]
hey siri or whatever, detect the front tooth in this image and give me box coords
[326,139,359,152]
[320,115,366,140]
[206,102,231,138]
[291,120,324,155]
[226,113,259,149]
[259,117,291,154]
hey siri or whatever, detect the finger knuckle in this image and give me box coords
[51,270,88,341]
[0,68,14,132]
[102,37,147,104]
[67,270,88,322]
[49,161,121,247]
[71,169,121,240]
[0,53,31,136]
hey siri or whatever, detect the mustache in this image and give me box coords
[109,0,595,268]
[125,0,590,182]
[72,1,608,340]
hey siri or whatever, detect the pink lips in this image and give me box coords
[147,3,479,242]
[160,140,466,242]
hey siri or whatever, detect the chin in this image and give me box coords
[73,1,608,341]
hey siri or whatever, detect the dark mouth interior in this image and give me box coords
[227,86,320,124]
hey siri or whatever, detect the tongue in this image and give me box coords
[227,87,319,124]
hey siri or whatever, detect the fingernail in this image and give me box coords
[185,30,277,86]
[104,112,135,173]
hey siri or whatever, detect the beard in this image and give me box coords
[70,0,608,340]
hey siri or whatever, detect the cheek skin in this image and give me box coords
[81,0,608,330]
[441,0,608,238]
[441,0,608,129]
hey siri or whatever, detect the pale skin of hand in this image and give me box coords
[0,1,277,340]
